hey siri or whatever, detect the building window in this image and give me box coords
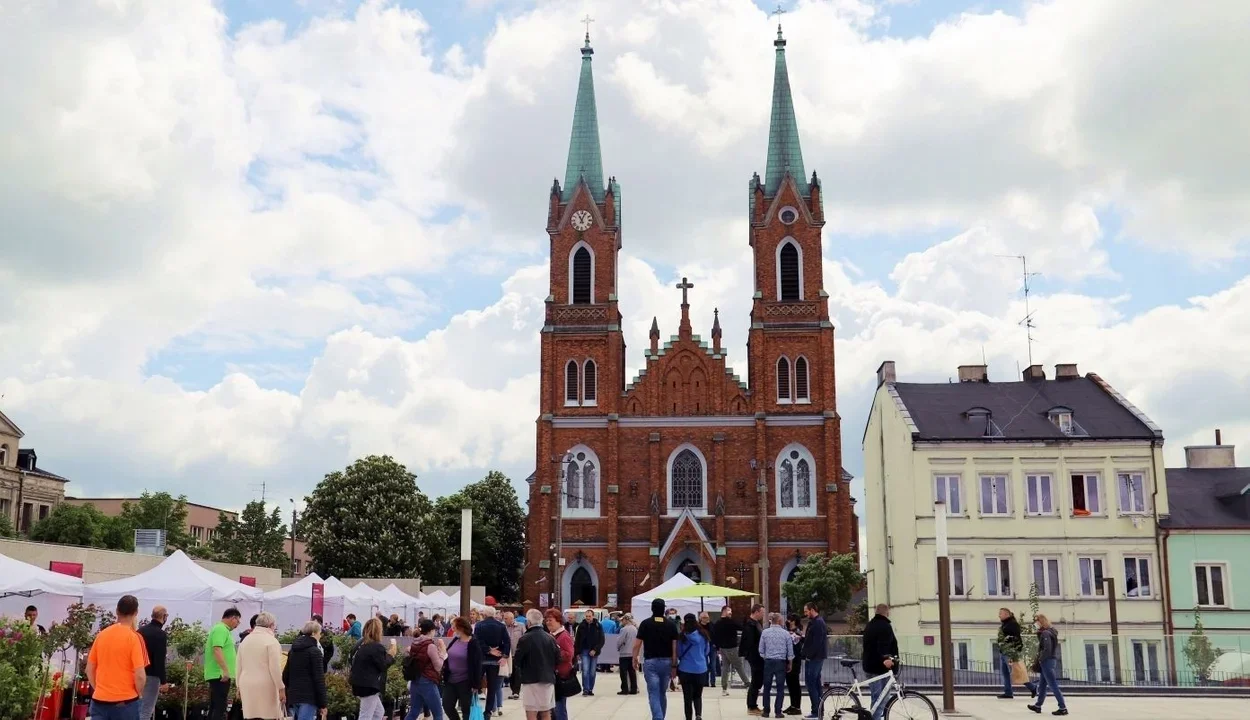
[1077,556,1106,597]
[1085,641,1113,683]
[1031,557,1062,598]
[565,361,579,406]
[0,499,9,517]
[293,559,302,575]
[950,557,967,597]
[0,444,7,466]
[582,360,597,406]
[794,357,809,402]
[953,640,971,671]
[191,526,206,544]
[1195,564,1227,607]
[1025,473,1055,515]
[570,244,593,304]
[1048,406,1084,436]
[1124,556,1152,598]
[38,504,49,522]
[668,445,707,514]
[985,556,1012,597]
[1132,640,1162,684]
[934,475,962,515]
[979,475,1010,516]
[1071,473,1101,516]
[1117,472,1147,514]
[776,444,815,516]
[776,357,791,403]
[561,446,600,518]
[777,239,802,301]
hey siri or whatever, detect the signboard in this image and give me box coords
[49,561,84,578]
[606,593,618,608]
[239,576,257,587]
[311,583,325,618]
[923,635,935,646]
[538,593,550,608]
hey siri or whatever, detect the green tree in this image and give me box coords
[119,491,195,552]
[781,553,863,616]
[302,456,443,579]
[202,501,290,572]
[1183,608,1225,683]
[429,471,526,600]
[28,504,131,550]
[0,512,14,538]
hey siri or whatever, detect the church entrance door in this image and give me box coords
[570,566,596,606]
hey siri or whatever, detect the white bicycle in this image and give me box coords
[819,656,937,720]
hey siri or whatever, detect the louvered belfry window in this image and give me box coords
[795,357,809,401]
[583,360,597,403]
[779,242,801,300]
[565,361,579,404]
[777,357,791,401]
[670,449,704,510]
[572,247,592,304]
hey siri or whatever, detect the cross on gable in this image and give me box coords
[676,277,694,306]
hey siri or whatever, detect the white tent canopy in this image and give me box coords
[83,550,263,630]
[263,573,346,632]
[0,552,84,622]
[630,573,722,620]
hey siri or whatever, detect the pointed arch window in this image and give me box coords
[667,445,708,515]
[777,356,792,404]
[561,446,601,518]
[583,359,597,406]
[571,245,593,304]
[565,360,580,406]
[794,356,810,403]
[777,239,803,301]
[777,444,817,517]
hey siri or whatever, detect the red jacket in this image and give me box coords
[552,628,574,680]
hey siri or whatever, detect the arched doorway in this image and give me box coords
[675,558,704,583]
[663,550,712,586]
[570,567,596,606]
[779,558,802,616]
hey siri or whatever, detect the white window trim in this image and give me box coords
[775,443,817,518]
[949,555,969,598]
[568,241,595,305]
[1024,472,1057,516]
[1123,554,1154,600]
[1076,555,1108,598]
[561,444,602,519]
[793,355,811,404]
[978,474,1012,517]
[1194,562,1230,608]
[933,474,964,516]
[775,237,805,301]
[581,359,598,407]
[985,555,1014,598]
[953,639,972,670]
[666,443,709,517]
[776,356,792,404]
[1116,470,1149,515]
[564,360,580,407]
[1030,555,1063,599]
[1070,471,1104,517]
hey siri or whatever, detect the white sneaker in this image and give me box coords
[722,689,731,696]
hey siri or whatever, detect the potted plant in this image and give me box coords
[0,617,44,720]
[168,619,209,720]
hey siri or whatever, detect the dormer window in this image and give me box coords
[1047,406,1084,436]
[964,407,1003,438]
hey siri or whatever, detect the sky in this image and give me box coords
[2,0,1249,517]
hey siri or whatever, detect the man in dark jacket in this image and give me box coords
[861,604,898,720]
[312,615,335,671]
[713,605,747,695]
[573,610,605,697]
[740,604,766,715]
[138,606,168,720]
[283,621,328,720]
[801,603,828,719]
[514,609,558,718]
[474,607,513,717]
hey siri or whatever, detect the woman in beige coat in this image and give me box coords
[238,612,287,719]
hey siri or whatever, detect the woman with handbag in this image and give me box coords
[544,610,576,720]
[677,614,710,720]
[441,617,485,720]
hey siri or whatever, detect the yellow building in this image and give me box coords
[0,410,71,533]
[863,361,1171,684]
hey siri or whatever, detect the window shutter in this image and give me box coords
[572,247,592,304]
[794,357,809,400]
[583,360,597,402]
[565,361,579,404]
[777,357,791,401]
[779,242,801,300]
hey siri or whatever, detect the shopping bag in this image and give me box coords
[1010,660,1029,685]
[468,693,486,720]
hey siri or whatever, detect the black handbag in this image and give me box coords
[556,669,582,699]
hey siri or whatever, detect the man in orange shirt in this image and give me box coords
[87,595,149,720]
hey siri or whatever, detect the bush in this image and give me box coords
[0,617,44,720]
[277,628,302,645]
[326,673,359,718]
[168,619,209,661]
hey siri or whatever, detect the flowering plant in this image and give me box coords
[0,617,43,719]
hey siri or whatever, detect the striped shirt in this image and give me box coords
[758,625,794,661]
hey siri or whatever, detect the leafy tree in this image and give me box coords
[781,553,863,617]
[0,512,14,538]
[201,501,290,572]
[302,456,443,579]
[119,491,195,552]
[1183,608,1225,683]
[28,504,131,550]
[429,471,526,601]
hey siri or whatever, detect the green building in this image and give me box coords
[1162,431,1250,684]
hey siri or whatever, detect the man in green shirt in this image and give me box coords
[204,608,242,720]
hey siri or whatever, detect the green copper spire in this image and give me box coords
[562,31,605,203]
[763,24,805,196]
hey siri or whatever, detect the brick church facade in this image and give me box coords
[524,26,855,613]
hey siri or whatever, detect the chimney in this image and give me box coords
[1023,365,1046,382]
[877,361,896,387]
[1185,431,1236,469]
[1216,429,1223,445]
[1055,363,1079,379]
[957,364,988,383]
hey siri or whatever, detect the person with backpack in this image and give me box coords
[404,620,446,720]
[677,614,711,720]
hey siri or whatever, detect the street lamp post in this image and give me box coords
[934,500,956,713]
[550,453,575,609]
[460,508,473,619]
[1103,577,1121,684]
[289,499,297,576]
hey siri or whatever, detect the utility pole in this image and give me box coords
[754,459,771,609]
[934,501,956,713]
[460,508,473,619]
[289,499,297,576]
[1104,577,1122,683]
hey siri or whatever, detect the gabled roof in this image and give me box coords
[1162,467,1250,529]
[16,449,69,482]
[0,409,24,438]
[627,334,747,393]
[659,508,716,563]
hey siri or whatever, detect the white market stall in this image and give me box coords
[0,552,84,623]
[630,573,723,621]
[83,550,264,630]
[379,584,423,625]
[263,573,346,632]
[416,590,455,617]
[322,577,375,625]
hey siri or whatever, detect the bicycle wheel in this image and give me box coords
[819,685,862,720]
[883,689,937,720]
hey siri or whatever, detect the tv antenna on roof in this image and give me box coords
[997,254,1041,367]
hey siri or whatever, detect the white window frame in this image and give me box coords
[1031,555,1062,598]
[581,359,598,407]
[949,556,968,598]
[776,356,792,404]
[568,241,595,305]
[978,474,1012,517]
[1025,473,1056,516]
[775,236,804,301]
[985,555,1013,598]
[1085,641,1113,683]
[1131,640,1162,684]
[1070,472,1103,516]
[1123,555,1153,599]
[1056,412,1074,434]
[1117,471,1148,515]
[953,639,972,671]
[793,356,811,404]
[775,443,817,517]
[564,360,580,407]
[1194,563,1229,608]
[1076,556,1107,598]
[934,474,963,516]
[561,444,602,519]
[666,443,709,516]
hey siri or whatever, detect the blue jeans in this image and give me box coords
[292,703,320,720]
[406,678,444,720]
[552,696,568,720]
[581,651,598,693]
[761,659,788,716]
[90,700,141,720]
[643,657,672,720]
[868,675,890,720]
[804,658,824,715]
[1035,658,1066,710]
[493,672,505,710]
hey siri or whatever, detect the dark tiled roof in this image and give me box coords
[891,376,1158,441]
[16,448,69,482]
[1161,467,1250,529]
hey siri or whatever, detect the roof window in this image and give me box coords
[1047,406,1086,436]
[964,407,1003,438]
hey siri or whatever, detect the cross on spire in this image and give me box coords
[581,14,595,44]
[772,2,786,33]
[676,277,695,306]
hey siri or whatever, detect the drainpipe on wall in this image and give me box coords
[1150,439,1177,684]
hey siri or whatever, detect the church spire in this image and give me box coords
[562,25,605,203]
[763,22,806,196]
